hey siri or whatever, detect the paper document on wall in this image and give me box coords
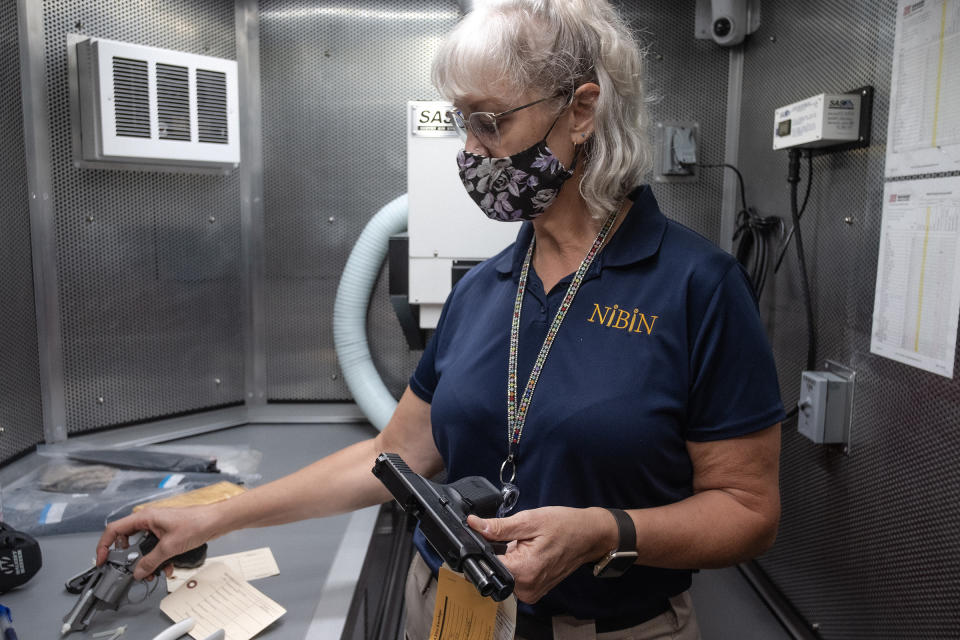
[885,0,960,177]
[160,562,286,640]
[871,177,960,377]
[167,547,279,593]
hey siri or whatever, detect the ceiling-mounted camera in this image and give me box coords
[695,0,761,47]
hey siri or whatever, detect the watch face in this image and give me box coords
[594,550,638,577]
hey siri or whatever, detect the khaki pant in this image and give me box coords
[404,554,701,640]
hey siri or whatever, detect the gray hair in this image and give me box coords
[432,0,651,218]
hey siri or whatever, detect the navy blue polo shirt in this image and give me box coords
[409,185,785,621]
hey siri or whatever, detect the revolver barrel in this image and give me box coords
[61,580,100,634]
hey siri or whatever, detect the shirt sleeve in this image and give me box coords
[409,330,439,404]
[408,287,456,404]
[685,262,786,441]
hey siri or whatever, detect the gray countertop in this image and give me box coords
[0,422,378,640]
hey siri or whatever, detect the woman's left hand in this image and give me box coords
[467,506,617,604]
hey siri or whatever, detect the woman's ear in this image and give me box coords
[569,82,600,143]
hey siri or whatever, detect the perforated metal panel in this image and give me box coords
[43,0,245,432]
[259,1,730,400]
[738,1,960,637]
[259,1,459,400]
[0,0,45,461]
[625,2,729,240]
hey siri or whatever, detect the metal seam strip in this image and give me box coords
[236,0,267,406]
[719,46,745,255]
[17,0,66,443]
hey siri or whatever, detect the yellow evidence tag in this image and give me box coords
[429,565,516,640]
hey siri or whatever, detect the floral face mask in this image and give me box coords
[456,130,579,222]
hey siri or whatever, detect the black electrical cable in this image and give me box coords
[699,163,780,299]
[782,149,817,423]
[774,150,814,274]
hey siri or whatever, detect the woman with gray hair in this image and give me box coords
[97,1,784,638]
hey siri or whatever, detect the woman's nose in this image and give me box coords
[464,131,490,156]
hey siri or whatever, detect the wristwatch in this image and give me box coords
[593,508,638,578]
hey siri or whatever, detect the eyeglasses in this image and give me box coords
[447,96,554,148]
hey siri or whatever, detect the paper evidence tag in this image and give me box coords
[429,565,516,640]
[160,562,285,640]
[167,547,280,593]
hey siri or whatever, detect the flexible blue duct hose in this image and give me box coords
[333,194,408,431]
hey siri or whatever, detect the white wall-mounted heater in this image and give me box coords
[76,37,240,169]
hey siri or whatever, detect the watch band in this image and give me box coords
[593,508,638,578]
[607,508,636,552]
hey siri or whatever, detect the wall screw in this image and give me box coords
[769,35,777,42]
[331,373,338,380]
[214,378,222,385]
[812,623,821,631]
[97,397,105,404]
[844,216,854,225]
[328,216,335,223]
[86,215,94,223]
[208,216,216,223]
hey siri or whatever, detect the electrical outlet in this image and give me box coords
[797,371,851,445]
[654,121,699,183]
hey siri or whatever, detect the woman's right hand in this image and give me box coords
[96,503,223,580]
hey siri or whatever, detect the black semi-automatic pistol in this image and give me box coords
[61,531,206,635]
[372,452,514,601]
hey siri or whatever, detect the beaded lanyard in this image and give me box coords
[498,206,620,517]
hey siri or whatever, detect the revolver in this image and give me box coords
[372,452,514,601]
[61,531,206,635]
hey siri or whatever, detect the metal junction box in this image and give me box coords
[773,93,861,150]
[797,371,852,445]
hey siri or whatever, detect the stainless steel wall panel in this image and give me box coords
[627,2,729,241]
[738,1,960,637]
[0,0,44,461]
[43,0,245,432]
[259,1,459,400]
[258,0,730,401]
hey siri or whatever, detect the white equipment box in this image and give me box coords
[772,93,861,150]
[407,101,518,328]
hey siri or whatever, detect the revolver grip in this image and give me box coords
[137,532,208,573]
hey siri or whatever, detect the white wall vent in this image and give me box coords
[76,38,240,169]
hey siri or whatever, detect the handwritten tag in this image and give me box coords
[160,562,285,640]
[167,547,280,593]
[429,565,516,640]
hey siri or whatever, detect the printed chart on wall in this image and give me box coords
[871,177,960,377]
[885,0,960,177]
